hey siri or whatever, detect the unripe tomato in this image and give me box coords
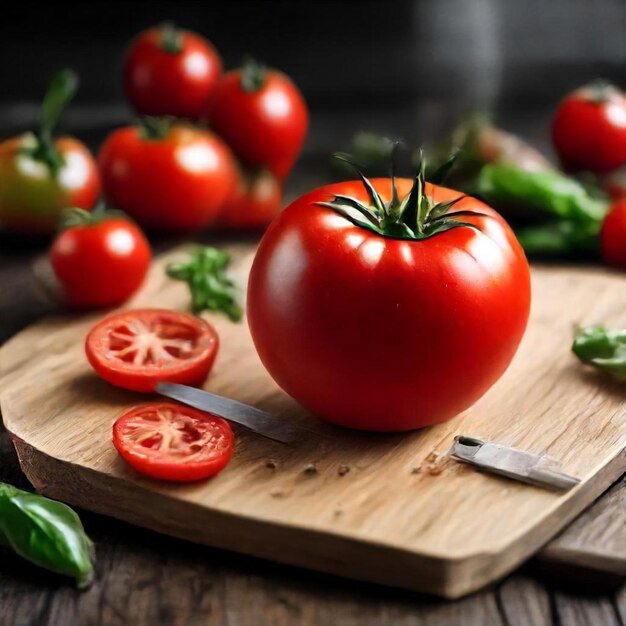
[552,81,626,172]
[124,24,222,120]
[0,70,100,235]
[0,134,100,234]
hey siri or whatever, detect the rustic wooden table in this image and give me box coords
[0,227,624,626]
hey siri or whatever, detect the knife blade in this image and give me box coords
[451,436,581,491]
[155,382,305,444]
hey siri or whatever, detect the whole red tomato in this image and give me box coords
[210,59,308,180]
[247,167,531,431]
[216,167,282,229]
[50,208,151,308]
[0,70,100,234]
[99,121,237,230]
[123,24,222,119]
[600,200,626,268]
[552,81,626,172]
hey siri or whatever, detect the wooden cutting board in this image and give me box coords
[0,242,625,599]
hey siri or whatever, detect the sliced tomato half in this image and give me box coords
[86,309,218,392]
[113,402,234,481]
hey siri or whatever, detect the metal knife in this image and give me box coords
[451,436,581,491]
[155,382,306,444]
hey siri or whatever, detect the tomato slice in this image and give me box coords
[86,309,218,392]
[113,403,234,481]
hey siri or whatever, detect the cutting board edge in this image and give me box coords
[5,419,625,599]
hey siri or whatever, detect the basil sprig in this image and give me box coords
[166,246,243,322]
[0,483,95,588]
[572,325,626,380]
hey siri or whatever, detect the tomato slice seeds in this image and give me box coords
[113,403,234,482]
[86,309,218,392]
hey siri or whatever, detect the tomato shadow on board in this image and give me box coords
[67,370,151,409]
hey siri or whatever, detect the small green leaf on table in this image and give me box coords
[166,246,243,322]
[0,483,95,588]
[573,325,626,380]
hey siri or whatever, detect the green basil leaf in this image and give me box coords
[572,326,626,380]
[166,247,243,322]
[0,483,94,588]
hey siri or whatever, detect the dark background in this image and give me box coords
[3,0,626,164]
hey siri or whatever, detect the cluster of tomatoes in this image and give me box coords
[0,24,309,481]
[109,25,308,231]
[0,24,307,310]
[552,81,626,266]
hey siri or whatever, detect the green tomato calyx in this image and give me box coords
[25,70,78,177]
[139,116,175,141]
[159,22,183,54]
[318,148,485,240]
[58,202,128,232]
[240,57,267,93]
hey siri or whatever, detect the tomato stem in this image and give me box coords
[140,116,173,141]
[584,78,617,105]
[318,150,482,240]
[58,202,128,231]
[159,22,183,54]
[27,70,78,177]
[240,57,267,93]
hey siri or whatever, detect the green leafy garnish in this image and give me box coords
[166,247,243,322]
[572,326,626,380]
[0,483,94,588]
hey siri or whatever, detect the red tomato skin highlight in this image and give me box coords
[112,403,234,482]
[210,69,308,180]
[85,309,219,392]
[247,179,531,432]
[0,135,101,234]
[124,27,222,119]
[99,125,237,231]
[552,86,626,172]
[601,200,626,268]
[50,218,151,308]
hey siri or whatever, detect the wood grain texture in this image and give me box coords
[1,243,625,599]
[539,478,625,576]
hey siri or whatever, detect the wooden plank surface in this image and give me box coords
[539,478,625,576]
[1,243,625,599]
